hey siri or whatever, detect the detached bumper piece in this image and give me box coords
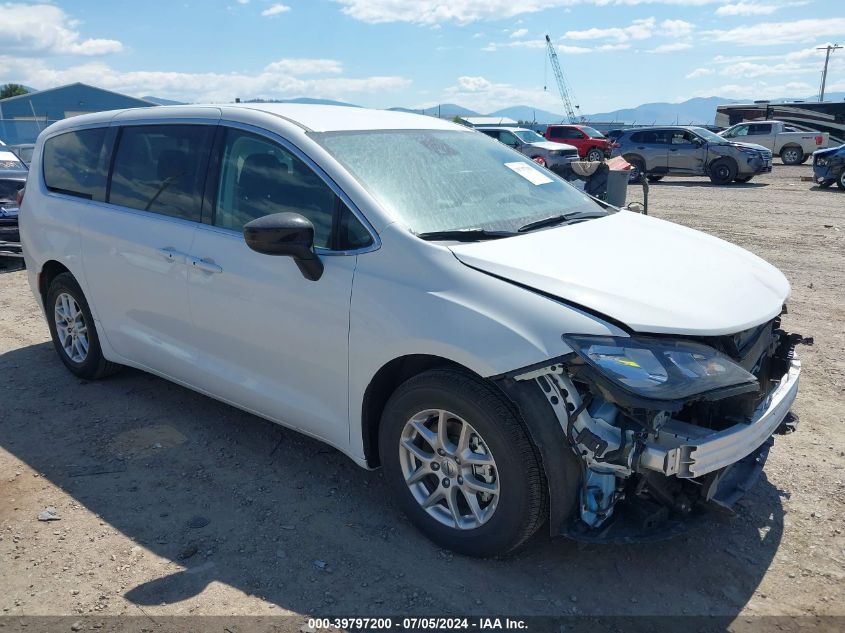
[638,359,799,479]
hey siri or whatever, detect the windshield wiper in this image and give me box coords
[517,210,606,233]
[416,228,517,242]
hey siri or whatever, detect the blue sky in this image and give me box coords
[0,1,843,114]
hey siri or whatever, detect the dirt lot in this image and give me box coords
[1,163,843,626]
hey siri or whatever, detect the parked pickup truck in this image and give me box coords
[719,120,828,165]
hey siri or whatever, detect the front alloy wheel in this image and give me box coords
[379,368,547,557]
[399,409,499,530]
[586,148,604,162]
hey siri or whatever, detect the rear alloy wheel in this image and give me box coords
[46,273,121,379]
[780,146,804,166]
[709,158,737,185]
[586,148,604,162]
[379,369,546,557]
[626,158,645,184]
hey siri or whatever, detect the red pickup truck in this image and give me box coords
[544,124,615,161]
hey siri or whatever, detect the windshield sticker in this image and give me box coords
[504,161,553,186]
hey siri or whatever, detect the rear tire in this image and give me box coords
[709,158,737,185]
[780,146,803,166]
[646,175,664,183]
[838,170,845,190]
[378,368,547,557]
[45,273,121,380]
[734,175,754,183]
[626,157,645,184]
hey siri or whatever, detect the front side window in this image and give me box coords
[108,125,213,221]
[43,128,107,199]
[669,131,698,145]
[214,129,370,250]
[312,128,602,235]
[581,126,605,139]
[498,131,519,146]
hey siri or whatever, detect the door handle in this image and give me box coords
[188,256,222,274]
[157,247,188,263]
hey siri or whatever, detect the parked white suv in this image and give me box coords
[21,104,804,556]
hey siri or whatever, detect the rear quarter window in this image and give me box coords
[42,128,108,200]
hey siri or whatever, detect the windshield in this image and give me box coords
[313,129,602,235]
[581,126,605,139]
[513,129,546,143]
[690,127,726,144]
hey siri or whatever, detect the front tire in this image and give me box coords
[780,146,804,165]
[734,175,754,183]
[838,170,845,190]
[709,158,737,185]
[45,273,121,379]
[646,175,664,183]
[379,369,546,557]
[586,148,604,162]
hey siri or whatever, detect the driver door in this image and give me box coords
[185,125,373,448]
[667,130,705,174]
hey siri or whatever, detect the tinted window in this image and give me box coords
[214,129,370,250]
[43,129,107,200]
[549,127,582,139]
[748,124,771,135]
[108,125,213,221]
[0,179,24,202]
[630,130,668,144]
[498,131,519,146]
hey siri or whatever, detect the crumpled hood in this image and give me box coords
[528,141,577,152]
[449,212,790,336]
[728,141,770,153]
[813,144,845,158]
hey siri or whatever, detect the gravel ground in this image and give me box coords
[0,162,843,624]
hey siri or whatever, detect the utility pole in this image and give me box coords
[817,44,842,102]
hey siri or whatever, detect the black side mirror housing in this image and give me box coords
[243,212,324,281]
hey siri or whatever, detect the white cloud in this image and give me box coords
[715,2,778,16]
[261,3,291,17]
[334,0,721,26]
[443,74,565,112]
[564,18,656,43]
[707,18,845,45]
[694,80,816,99]
[648,42,692,53]
[236,0,250,4]
[483,38,630,53]
[510,28,529,38]
[0,3,123,56]
[660,19,695,37]
[0,57,410,103]
[263,59,343,75]
[686,67,714,78]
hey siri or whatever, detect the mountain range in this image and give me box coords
[140,93,845,125]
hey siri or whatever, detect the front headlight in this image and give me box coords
[563,334,757,401]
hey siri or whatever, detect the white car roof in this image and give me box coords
[228,103,464,132]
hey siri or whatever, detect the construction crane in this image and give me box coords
[544,34,580,124]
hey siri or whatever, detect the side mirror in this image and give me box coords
[243,212,324,281]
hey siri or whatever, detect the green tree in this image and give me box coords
[0,83,29,99]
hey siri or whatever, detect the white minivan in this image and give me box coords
[21,104,803,556]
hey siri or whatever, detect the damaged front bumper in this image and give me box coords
[638,358,799,479]
[505,326,804,542]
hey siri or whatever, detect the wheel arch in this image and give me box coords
[707,154,737,174]
[361,354,472,468]
[38,260,72,302]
